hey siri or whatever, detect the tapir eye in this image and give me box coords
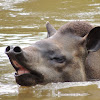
[52,56,66,63]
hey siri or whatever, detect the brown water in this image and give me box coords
[0,0,100,100]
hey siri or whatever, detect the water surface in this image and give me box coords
[0,0,100,100]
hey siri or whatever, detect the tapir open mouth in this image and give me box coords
[10,59,44,86]
[10,59,40,76]
[11,60,29,76]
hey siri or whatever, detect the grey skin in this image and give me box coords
[5,21,100,86]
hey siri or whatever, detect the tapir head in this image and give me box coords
[5,21,100,86]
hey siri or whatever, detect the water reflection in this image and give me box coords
[0,0,28,10]
[1,81,100,100]
[0,0,100,34]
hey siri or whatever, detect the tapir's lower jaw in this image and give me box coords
[15,73,37,86]
[15,73,44,86]
[14,63,44,86]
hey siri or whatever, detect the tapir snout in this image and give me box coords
[6,21,100,86]
[5,45,45,86]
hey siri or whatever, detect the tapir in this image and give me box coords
[5,21,100,86]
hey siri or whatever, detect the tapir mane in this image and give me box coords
[58,21,93,37]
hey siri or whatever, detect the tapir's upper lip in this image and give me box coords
[10,59,43,80]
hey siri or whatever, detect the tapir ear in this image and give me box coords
[46,21,56,38]
[86,27,100,52]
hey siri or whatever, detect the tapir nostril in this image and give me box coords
[13,46,22,53]
[6,46,11,52]
[5,46,22,55]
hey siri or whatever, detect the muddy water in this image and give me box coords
[0,0,100,100]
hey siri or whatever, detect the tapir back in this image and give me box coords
[86,50,100,80]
